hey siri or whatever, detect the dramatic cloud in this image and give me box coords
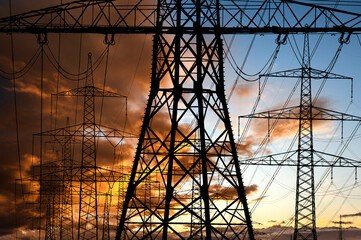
[0,11,153,235]
[342,212,361,218]
[236,137,259,157]
[207,183,258,200]
[249,195,269,204]
[248,98,335,141]
[234,83,259,99]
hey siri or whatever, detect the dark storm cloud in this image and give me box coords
[0,0,154,236]
[342,212,361,218]
[332,220,353,224]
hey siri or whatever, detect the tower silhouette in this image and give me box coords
[239,33,361,240]
[2,1,361,239]
[116,2,254,239]
[38,53,130,239]
[60,118,74,240]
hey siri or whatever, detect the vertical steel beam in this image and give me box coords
[293,32,317,240]
[117,1,254,239]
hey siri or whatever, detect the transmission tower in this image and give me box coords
[42,159,62,240]
[2,1,361,240]
[116,2,256,238]
[35,53,131,239]
[239,33,361,240]
[60,117,75,240]
[39,117,76,239]
[332,215,353,240]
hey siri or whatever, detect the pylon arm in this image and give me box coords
[0,0,157,33]
[312,106,361,121]
[56,86,126,98]
[35,123,136,139]
[29,166,129,182]
[239,150,361,168]
[239,106,361,121]
[261,67,353,79]
[1,0,361,34]
[97,167,130,184]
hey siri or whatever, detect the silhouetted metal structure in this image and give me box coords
[239,33,361,240]
[42,118,76,239]
[42,160,62,240]
[60,118,75,240]
[2,0,361,239]
[35,54,130,239]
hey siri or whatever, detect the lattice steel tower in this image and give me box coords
[295,32,317,239]
[2,1,361,240]
[239,33,361,240]
[116,1,254,239]
[38,53,129,239]
[60,118,74,240]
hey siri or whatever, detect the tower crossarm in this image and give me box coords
[312,106,361,121]
[35,123,136,141]
[260,68,353,79]
[95,124,137,139]
[1,0,361,34]
[55,86,126,98]
[239,150,361,168]
[30,166,129,182]
[0,0,157,33]
[239,106,361,121]
[96,167,130,184]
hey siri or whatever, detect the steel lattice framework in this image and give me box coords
[59,119,74,240]
[42,161,62,240]
[117,0,255,237]
[34,53,131,239]
[2,0,361,240]
[239,33,361,240]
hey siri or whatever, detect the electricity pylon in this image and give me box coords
[42,117,75,239]
[332,215,353,240]
[42,159,62,240]
[2,0,361,239]
[238,33,361,240]
[60,118,75,240]
[116,2,255,238]
[37,53,130,239]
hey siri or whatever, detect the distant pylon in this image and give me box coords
[37,52,130,239]
[43,158,61,240]
[55,53,125,239]
[60,117,74,240]
[102,191,111,240]
[117,1,254,239]
[239,33,361,240]
[338,215,343,240]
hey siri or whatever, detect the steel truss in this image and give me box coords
[2,0,361,240]
[117,0,255,238]
[1,0,361,34]
[33,53,130,239]
[239,33,361,240]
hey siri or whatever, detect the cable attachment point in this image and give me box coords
[339,32,351,44]
[276,33,288,45]
[355,167,358,183]
[37,33,48,45]
[331,167,334,182]
[104,33,115,45]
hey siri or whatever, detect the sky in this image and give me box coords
[1,0,361,239]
